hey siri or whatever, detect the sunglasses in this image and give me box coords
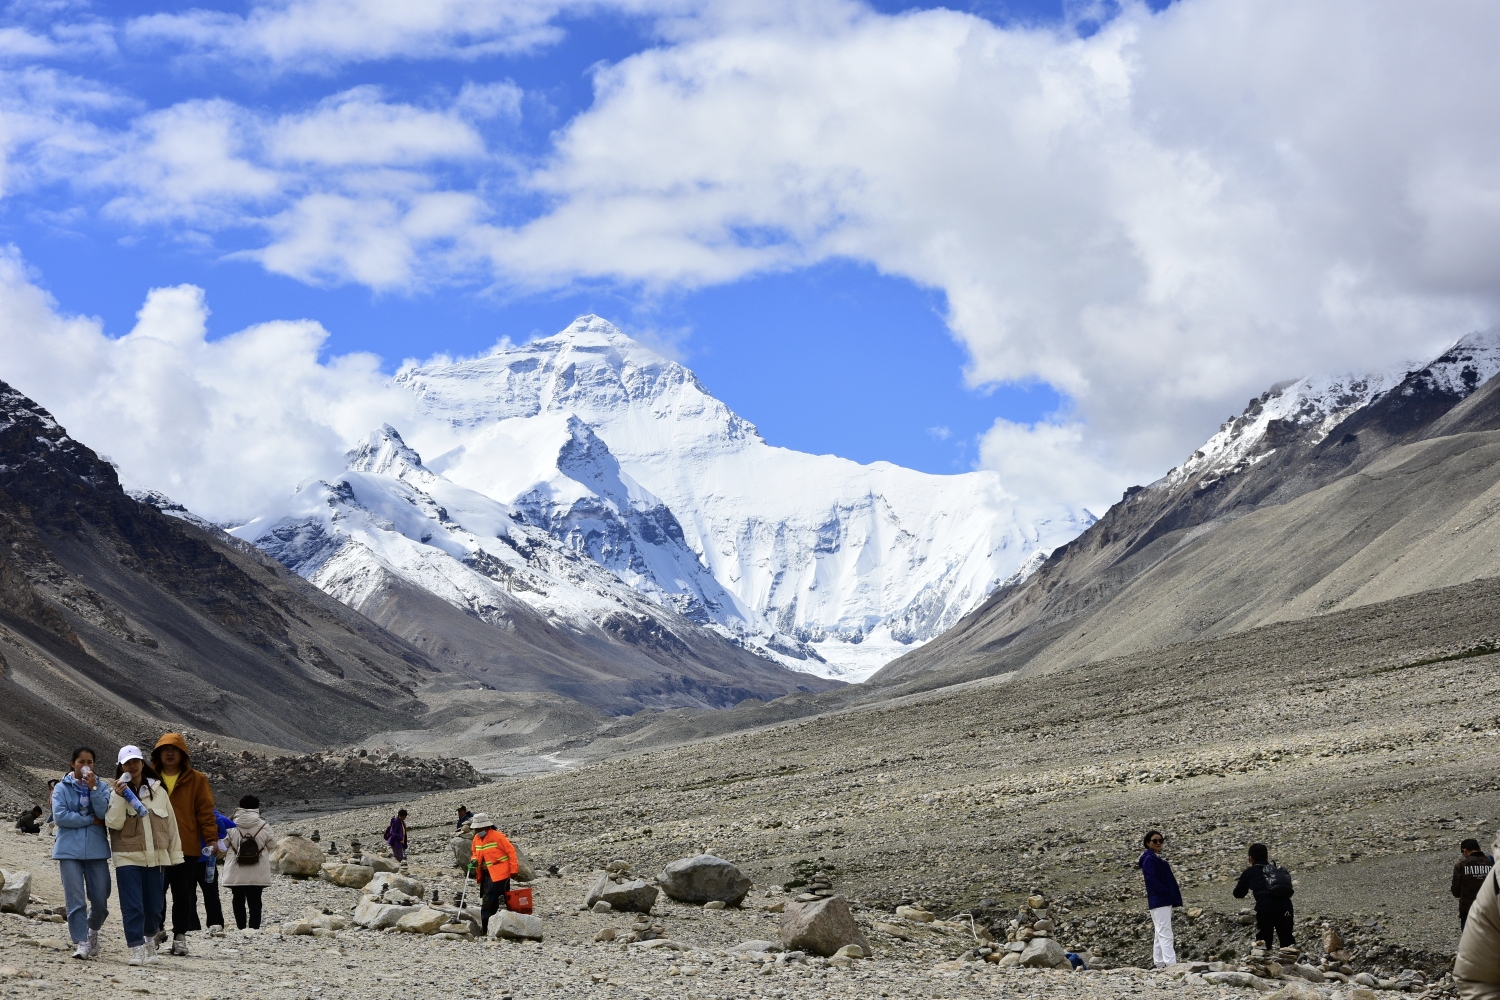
[1148,837,1164,844]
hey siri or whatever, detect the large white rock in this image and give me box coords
[585,874,658,913]
[351,898,413,930]
[0,871,31,915]
[270,835,325,878]
[1019,936,1068,969]
[395,907,449,935]
[451,836,472,869]
[321,863,374,889]
[779,895,870,957]
[488,910,544,942]
[366,872,425,899]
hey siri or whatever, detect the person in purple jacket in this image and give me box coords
[1140,830,1184,967]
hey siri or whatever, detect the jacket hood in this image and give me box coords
[152,732,192,769]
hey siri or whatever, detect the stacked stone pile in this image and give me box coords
[779,869,870,959]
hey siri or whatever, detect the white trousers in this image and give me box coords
[1151,905,1177,966]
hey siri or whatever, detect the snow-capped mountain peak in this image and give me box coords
[1166,329,1500,488]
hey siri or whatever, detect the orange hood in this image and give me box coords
[151,732,192,769]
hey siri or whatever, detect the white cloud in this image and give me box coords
[0,248,437,521]
[7,0,1500,507]
[979,419,1125,516]
[127,0,593,69]
[478,0,1500,487]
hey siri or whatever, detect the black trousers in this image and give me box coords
[230,886,263,929]
[478,872,511,931]
[163,861,224,933]
[1256,908,1295,948]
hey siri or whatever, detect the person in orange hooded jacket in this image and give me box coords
[468,813,517,933]
[151,734,221,955]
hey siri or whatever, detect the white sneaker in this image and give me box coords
[73,941,90,960]
[86,928,100,957]
[170,934,189,956]
[144,940,161,965]
[128,945,147,966]
[208,924,224,937]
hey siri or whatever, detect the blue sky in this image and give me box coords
[1,0,1094,474]
[1,0,1494,519]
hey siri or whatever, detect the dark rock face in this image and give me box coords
[0,379,438,810]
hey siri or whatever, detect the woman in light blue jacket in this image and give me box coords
[51,747,113,961]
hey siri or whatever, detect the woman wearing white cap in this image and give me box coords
[106,745,182,966]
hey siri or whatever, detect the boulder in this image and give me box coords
[365,855,400,874]
[779,895,871,957]
[270,835,325,878]
[1285,965,1326,984]
[895,905,935,923]
[998,952,1022,968]
[351,898,413,930]
[1203,971,1273,990]
[281,919,314,936]
[489,910,544,942]
[1019,936,1069,969]
[367,872,425,899]
[585,873,658,913]
[729,940,781,953]
[451,836,472,869]
[834,944,867,959]
[396,907,450,935]
[658,855,752,906]
[321,863,375,889]
[0,871,32,915]
[513,842,535,882]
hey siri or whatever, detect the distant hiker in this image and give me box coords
[52,747,112,960]
[15,806,42,834]
[223,794,276,930]
[1233,843,1296,948]
[1454,838,1495,929]
[107,745,181,966]
[456,805,473,831]
[1455,834,1500,1000]
[1140,830,1183,968]
[384,809,409,862]
[469,813,518,934]
[151,733,221,953]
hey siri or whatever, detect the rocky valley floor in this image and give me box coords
[5,577,1500,997]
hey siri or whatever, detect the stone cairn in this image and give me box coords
[1319,925,1355,975]
[1243,941,1300,979]
[793,871,836,902]
[1006,893,1054,946]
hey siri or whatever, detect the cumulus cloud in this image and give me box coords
[6,0,1500,509]
[0,249,440,521]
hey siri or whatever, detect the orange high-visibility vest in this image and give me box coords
[471,829,517,881]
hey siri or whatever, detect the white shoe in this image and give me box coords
[129,945,147,966]
[86,928,100,957]
[73,941,90,960]
[208,924,224,937]
[144,941,161,965]
[170,934,189,956]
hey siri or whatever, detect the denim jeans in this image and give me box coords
[58,859,111,944]
[116,865,165,948]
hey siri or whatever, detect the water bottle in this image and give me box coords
[202,846,216,884]
[122,784,147,818]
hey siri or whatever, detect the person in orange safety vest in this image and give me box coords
[468,813,517,932]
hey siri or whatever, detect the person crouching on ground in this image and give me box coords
[1233,843,1296,949]
[52,746,112,960]
[1454,838,1495,931]
[107,745,182,967]
[15,806,42,833]
[223,795,276,930]
[384,808,409,862]
[1140,829,1183,968]
[151,732,221,954]
[469,813,518,934]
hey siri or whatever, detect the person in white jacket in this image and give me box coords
[106,745,183,967]
[222,795,276,930]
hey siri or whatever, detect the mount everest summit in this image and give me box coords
[232,316,1096,685]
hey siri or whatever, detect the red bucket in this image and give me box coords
[505,887,533,914]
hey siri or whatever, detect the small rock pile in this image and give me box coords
[793,872,836,902]
[1319,925,1356,975]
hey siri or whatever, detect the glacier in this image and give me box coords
[379,315,1097,680]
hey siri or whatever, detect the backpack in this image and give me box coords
[1262,861,1294,898]
[237,823,266,865]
